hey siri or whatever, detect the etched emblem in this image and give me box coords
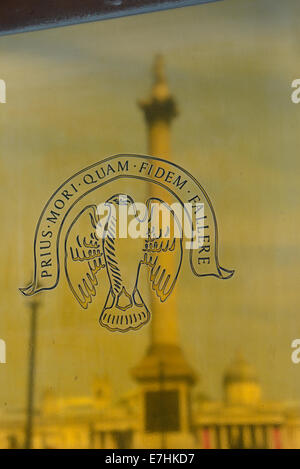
[20,154,234,332]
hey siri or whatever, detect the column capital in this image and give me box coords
[139,54,178,125]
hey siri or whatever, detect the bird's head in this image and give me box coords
[105,194,135,206]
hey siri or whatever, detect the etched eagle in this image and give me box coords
[64,194,183,332]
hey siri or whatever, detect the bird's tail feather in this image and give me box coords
[99,287,150,332]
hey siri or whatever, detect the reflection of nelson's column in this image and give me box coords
[132,56,196,448]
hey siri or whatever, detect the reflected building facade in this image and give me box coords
[1,353,300,449]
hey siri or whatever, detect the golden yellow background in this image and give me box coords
[0,0,300,416]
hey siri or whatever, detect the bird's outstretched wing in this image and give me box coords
[141,198,183,302]
[64,205,106,309]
